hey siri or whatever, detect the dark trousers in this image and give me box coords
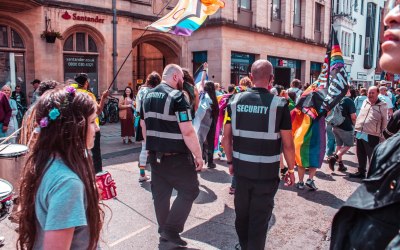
[234,175,279,250]
[92,131,103,173]
[356,135,379,175]
[203,119,216,164]
[149,153,200,234]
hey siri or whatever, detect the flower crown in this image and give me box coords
[39,86,76,128]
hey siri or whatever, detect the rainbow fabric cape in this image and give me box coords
[148,0,225,36]
[292,30,350,168]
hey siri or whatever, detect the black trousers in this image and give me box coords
[234,175,279,250]
[149,153,200,234]
[92,131,103,173]
[356,135,379,175]
[203,119,216,164]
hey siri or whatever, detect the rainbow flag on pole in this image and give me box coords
[149,0,225,36]
[292,29,350,168]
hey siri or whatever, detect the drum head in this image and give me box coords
[0,179,13,200]
[0,144,28,158]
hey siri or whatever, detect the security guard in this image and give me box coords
[222,59,296,250]
[140,64,203,248]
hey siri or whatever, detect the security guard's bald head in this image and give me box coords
[250,60,274,89]
[162,64,184,90]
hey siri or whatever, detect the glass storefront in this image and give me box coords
[310,61,322,84]
[0,52,25,92]
[268,56,301,88]
[193,51,207,76]
[231,52,255,85]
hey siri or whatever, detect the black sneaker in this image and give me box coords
[328,155,337,171]
[160,231,187,247]
[349,172,365,179]
[305,179,318,191]
[208,162,217,169]
[337,161,347,172]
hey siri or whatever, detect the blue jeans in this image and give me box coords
[326,123,336,157]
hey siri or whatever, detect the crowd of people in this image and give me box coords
[0,1,399,249]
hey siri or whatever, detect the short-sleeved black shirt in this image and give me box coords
[337,97,356,131]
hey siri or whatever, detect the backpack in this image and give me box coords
[326,102,345,127]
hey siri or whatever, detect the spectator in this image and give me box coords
[239,76,253,88]
[11,84,27,108]
[354,88,367,116]
[288,79,302,99]
[0,88,12,140]
[350,86,387,178]
[1,85,18,143]
[30,79,40,105]
[379,86,394,118]
[118,87,135,144]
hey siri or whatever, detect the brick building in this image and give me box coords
[0,0,330,101]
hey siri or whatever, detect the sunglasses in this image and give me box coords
[385,0,400,15]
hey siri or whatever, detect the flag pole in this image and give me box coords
[326,27,334,87]
[106,0,173,91]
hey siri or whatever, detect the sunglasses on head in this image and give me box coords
[385,0,400,15]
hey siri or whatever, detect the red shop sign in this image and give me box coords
[61,11,105,24]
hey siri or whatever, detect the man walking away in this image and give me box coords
[140,64,203,248]
[328,90,357,172]
[222,59,295,250]
[350,86,387,178]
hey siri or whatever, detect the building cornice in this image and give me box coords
[205,18,328,48]
[38,0,158,22]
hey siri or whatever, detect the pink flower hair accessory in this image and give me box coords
[39,117,49,128]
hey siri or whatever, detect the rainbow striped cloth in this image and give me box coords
[292,30,349,168]
[149,0,225,36]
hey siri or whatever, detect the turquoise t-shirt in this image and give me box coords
[34,158,89,250]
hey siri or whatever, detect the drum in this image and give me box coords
[0,144,28,195]
[0,179,13,221]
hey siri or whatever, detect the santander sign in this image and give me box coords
[61,11,105,24]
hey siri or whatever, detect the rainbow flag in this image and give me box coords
[149,0,225,36]
[292,29,349,168]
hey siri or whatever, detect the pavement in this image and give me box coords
[0,122,363,250]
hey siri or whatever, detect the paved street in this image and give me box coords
[0,122,362,250]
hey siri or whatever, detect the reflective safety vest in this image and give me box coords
[142,83,191,153]
[228,88,287,180]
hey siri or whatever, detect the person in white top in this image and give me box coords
[288,79,303,100]
[378,86,394,118]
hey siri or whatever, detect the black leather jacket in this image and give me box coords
[330,133,400,250]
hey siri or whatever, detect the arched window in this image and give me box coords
[63,33,97,53]
[0,24,26,93]
[63,32,99,95]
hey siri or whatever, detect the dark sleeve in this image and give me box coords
[1,95,12,126]
[383,110,400,139]
[139,100,145,120]
[225,103,232,124]
[279,103,292,130]
[347,98,356,114]
[173,91,191,123]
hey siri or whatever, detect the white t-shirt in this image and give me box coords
[288,87,302,99]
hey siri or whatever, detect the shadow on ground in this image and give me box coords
[199,169,231,184]
[280,183,345,209]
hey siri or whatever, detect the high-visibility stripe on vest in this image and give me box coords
[229,89,287,180]
[142,83,190,153]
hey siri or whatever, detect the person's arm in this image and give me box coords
[194,87,200,112]
[281,130,295,186]
[97,90,109,115]
[221,123,233,175]
[381,104,389,136]
[179,122,203,171]
[118,97,126,110]
[197,62,208,93]
[351,113,357,125]
[43,228,75,250]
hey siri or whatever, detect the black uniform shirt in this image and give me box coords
[140,82,192,153]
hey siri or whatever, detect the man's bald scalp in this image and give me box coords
[162,64,182,81]
[251,60,273,84]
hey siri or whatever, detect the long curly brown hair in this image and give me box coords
[17,86,104,250]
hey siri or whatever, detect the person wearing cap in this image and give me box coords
[30,79,41,105]
[73,73,109,173]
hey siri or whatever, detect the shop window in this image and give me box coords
[76,32,86,52]
[11,29,24,48]
[315,3,322,32]
[88,36,97,52]
[238,0,251,10]
[272,0,281,19]
[294,0,301,25]
[0,25,26,93]
[63,32,99,96]
[231,52,255,85]
[63,33,98,53]
[0,25,8,47]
